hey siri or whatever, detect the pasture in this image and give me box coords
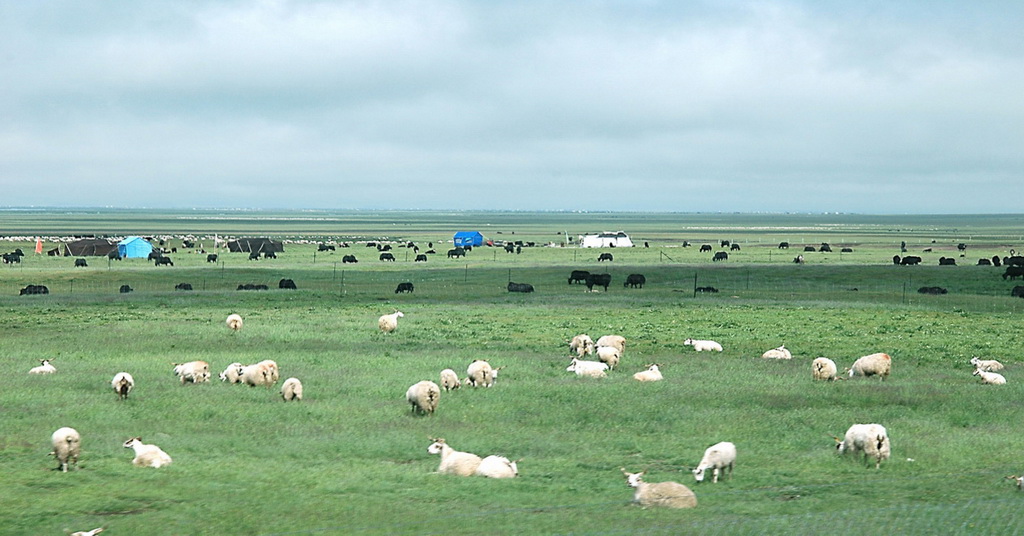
[3,210,1024,535]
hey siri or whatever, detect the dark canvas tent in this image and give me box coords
[58,239,117,257]
[227,238,284,253]
[118,236,154,258]
[453,231,484,247]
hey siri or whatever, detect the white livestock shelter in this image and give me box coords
[579,231,633,248]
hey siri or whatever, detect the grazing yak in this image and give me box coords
[248,251,260,261]
[415,254,428,262]
[207,254,218,262]
[154,256,173,266]
[395,282,414,294]
[1003,266,1024,280]
[713,252,728,262]
[598,253,614,262]
[447,248,466,259]
[174,283,193,291]
[317,243,335,251]
[1011,286,1024,298]
[778,242,790,249]
[894,255,922,266]
[119,285,133,294]
[917,286,948,295]
[695,286,719,293]
[379,253,396,262]
[699,244,713,252]
[507,282,534,293]
[568,270,590,284]
[279,278,297,290]
[74,258,88,267]
[20,284,49,295]
[624,274,646,288]
[585,273,612,292]
[938,257,956,266]
[342,255,358,263]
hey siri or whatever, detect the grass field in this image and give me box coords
[2,210,1024,536]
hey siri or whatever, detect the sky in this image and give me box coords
[1,1,1022,213]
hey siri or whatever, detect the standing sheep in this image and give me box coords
[29,359,57,374]
[378,311,404,333]
[812,357,839,381]
[226,313,243,331]
[970,357,1004,372]
[691,441,736,483]
[475,455,520,478]
[172,360,210,384]
[596,335,626,354]
[50,427,81,472]
[566,358,608,378]
[596,345,621,369]
[569,334,595,357]
[684,338,723,352]
[439,368,461,391]
[621,469,697,509]
[633,364,663,382]
[406,380,441,415]
[123,437,173,468]
[281,377,303,401]
[427,438,482,476]
[466,359,496,387]
[112,372,134,400]
[834,423,890,469]
[847,352,891,380]
[761,345,792,359]
[973,368,1006,385]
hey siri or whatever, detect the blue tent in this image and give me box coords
[453,231,484,247]
[118,236,153,259]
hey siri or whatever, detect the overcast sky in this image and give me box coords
[2,1,1021,213]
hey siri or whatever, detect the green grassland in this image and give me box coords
[2,210,1024,535]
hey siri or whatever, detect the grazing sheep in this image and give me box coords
[970,357,1005,372]
[973,368,1006,385]
[475,455,520,478]
[847,352,891,380]
[596,345,621,369]
[596,334,626,354]
[219,362,243,383]
[566,358,608,378]
[761,345,792,359]
[835,423,890,469]
[240,361,276,388]
[427,438,482,476]
[1006,475,1023,490]
[172,360,210,384]
[50,427,81,472]
[466,359,496,387]
[811,357,839,381]
[378,311,404,333]
[440,368,461,391]
[281,377,303,401]
[112,372,134,400]
[70,528,105,536]
[633,364,663,382]
[406,380,441,415]
[29,359,57,374]
[258,359,280,384]
[684,338,723,352]
[692,441,736,483]
[226,313,243,331]
[123,437,173,468]
[569,334,595,357]
[621,469,697,509]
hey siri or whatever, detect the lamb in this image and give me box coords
[632,364,663,382]
[172,360,210,384]
[427,437,482,476]
[834,423,890,469]
[378,311,404,333]
[973,368,1006,385]
[466,359,496,387]
[50,427,81,472]
[29,359,57,374]
[281,377,303,401]
[569,334,595,357]
[123,437,173,468]
[475,455,520,478]
[761,345,792,359]
[596,334,626,354]
[684,338,723,352]
[226,313,243,331]
[440,368,461,391]
[691,441,736,483]
[596,345,621,369]
[219,362,243,383]
[621,469,697,509]
[566,358,608,378]
[847,352,891,380]
[112,372,134,400]
[970,357,1005,372]
[811,357,839,381]
[1006,475,1024,490]
[406,380,441,414]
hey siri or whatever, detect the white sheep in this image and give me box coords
[440,368,461,391]
[847,352,891,379]
[596,334,626,354]
[378,311,404,333]
[259,359,280,384]
[692,441,736,483]
[596,345,621,369]
[240,360,278,388]
[466,359,496,387]
[566,358,608,378]
[475,455,520,478]
[226,313,243,331]
[1006,475,1023,490]
[811,357,839,381]
[281,377,303,401]
[29,359,57,374]
[50,427,81,472]
[621,469,697,509]
[172,360,210,384]
[970,357,1005,372]
[427,437,482,476]
[834,423,890,469]
[761,345,792,359]
[70,528,105,536]
[973,368,1006,385]
[569,334,595,357]
[123,437,172,468]
[632,364,663,382]
[112,372,134,400]
[406,380,441,415]
[219,362,243,383]
[684,338,723,352]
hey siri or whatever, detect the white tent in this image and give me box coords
[579,231,633,248]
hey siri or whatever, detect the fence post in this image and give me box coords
[693,273,697,298]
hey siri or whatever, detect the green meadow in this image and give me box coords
[2,210,1024,535]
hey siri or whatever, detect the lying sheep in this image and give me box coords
[633,364,663,382]
[219,362,243,383]
[566,358,608,378]
[596,345,621,369]
[29,359,57,374]
[621,469,697,509]
[406,380,441,415]
[50,427,81,472]
[466,359,496,387]
[440,368,461,391]
[684,338,723,352]
[835,423,890,469]
[970,357,1005,372]
[281,377,303,401]
[70,528,105,536]
[112,372,134,400]
[692,441,736,483]
[123,437,172,468]
[1006,475,1023,490]
[226,313,243,331]
[974,368,1006,385]
[172,360,210,384]
[569,334,595,357]
[475,455,520,478]
[812,357,839,381]
[378,311,404,333]
[761,345,792,359]
[427,438,482,476]
[596,334,626,354]
[847,352,891,380]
